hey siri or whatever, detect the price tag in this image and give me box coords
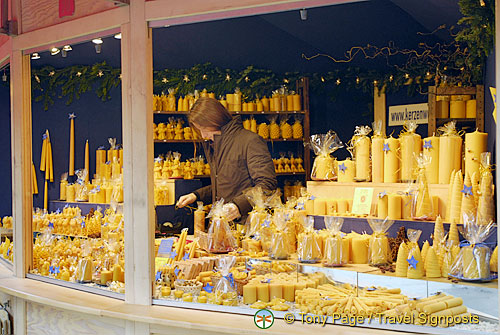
[157,238,174,257]
[351,187,374,215]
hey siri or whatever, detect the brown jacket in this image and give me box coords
[193,116,277,221]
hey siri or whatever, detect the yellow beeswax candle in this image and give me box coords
[66,184,76,202]
[432,195,440,218]
[388,194,402,220]
[269,283,283,299]
[439,136,462,184]
[85,140,89,182]
[101,270,113,285]
[407,245,423,279]
[305,199,314,215]
[466,100,477,118]
[354,136,371,181]
[96,187,106,203]
[384,137,400,183]
[450,101,466,118]
[423,136,439,184]
[426,246,441,278]
[369,235,389,265]
[490,246,498,272]
[313,198,326,215]
[462,246,489,279]
[43,180,48,210]
[395,242,409,277]
[69,115,75,176]
[60,180,67,200]
[292,94,301,111]
[337,159,355,182]
[372,137,384,183]
[450,171,463,224]
[464,131,487,178]
[341,238,349,264]
[77,259,93,282]
[112,162,121,179]
[337,199,348,215]
[436,96,449,118]
[326,199,337,216]
[243,285,257,304]
[400,133,421,182]
[402,194,412,219]
[234,93,242,112]
[283,283,295,302]
[377,193,388,219]
[261,97,270,111]
[257,284,269,302]
[323,235,343,266]
[286,95,294,111]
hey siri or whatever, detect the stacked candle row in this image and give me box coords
[436,94,477,119]
[376,192,440,220]
[60,180,123,204]
[154,155,209,180]
[302,198,354,216]
[154,120,200,141]
[95,146,123,181]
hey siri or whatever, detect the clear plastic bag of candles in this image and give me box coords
[322,216,345,267]
[449,213,496,281]
[297,216,322,263]
[209,255,238,305]
[412,154,434,220]
[308,130,343,181]
[477,152,495,225]
[406,229,424,279]
[269,212,291,260]
[200,199,237,253]
[349,125,372,182]
[367,218,394,265]
[75,169,89,202]
[243,187,281,237]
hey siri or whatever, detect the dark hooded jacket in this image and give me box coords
[193,116,277,222]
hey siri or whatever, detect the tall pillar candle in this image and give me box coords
[84,140,89,182]
[372,137,384,183]
[464,131,487,178]
[438,135,462,184]
[68,114,75,176]
[466,100,477,118]
[354,137,371,181]
[337,199,348,215]
[337,159,355,182]
[399,133,421,182]
[388,194,402,220]
[313,198,326,215]
[450,101,466,118]
[377,193,388,218]
[326,199,337,216]
[423,136,439,184]
[383,137,400,183]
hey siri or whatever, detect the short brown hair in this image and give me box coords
[189,97,232,130]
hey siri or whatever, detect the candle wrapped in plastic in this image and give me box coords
[449,212,496,281]
[297,216,322,263]
[438,121,463,184]
[269,211,291,260]
[477,152,495,225]
[243,187,281,244]
[349,125,371,182]
[371,120,385,183]
[406,229,424,279]
[308,130,343,181]
[203,199,238,253]
[399,121,421,182]
[322,216,345,267]
[367,218,394,265]
[209,255,238,305]
[412,154,434,220]
[75,169,89,202]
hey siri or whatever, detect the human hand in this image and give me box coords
[224,203,241,221]
[176,193,197,208]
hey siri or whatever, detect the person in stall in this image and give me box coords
[176,97,277,224]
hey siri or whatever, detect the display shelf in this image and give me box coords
[276,172,306,176]
[49,201,122,215]
[154,139,205,143]
[153,110,306,115]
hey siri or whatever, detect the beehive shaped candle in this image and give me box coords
[433,215,445,247]
[490,246,498,272]
[464,131,487,178]
[449,171,464,224]
[292,116,303,139]
[448,221,459,247]
[384,137,400,183]
[471,171,480,206]
[421,240,430,269]
[460,173,476,223]
[414,161,433,219]
[441,249,453,277]
[445,170,456,222]
[258,123,269,139]
[477,153,495,225]
[407,245,424,279]
[399,122,421,182]
[425,246,441,278]
[395,242,409,277]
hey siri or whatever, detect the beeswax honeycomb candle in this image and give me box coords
[490,246,498,272]
[372,137,384,183]
[257,284,269,302]
[354,137,371,181]
[462,246,490,279]
[450,101,466,118]
[292,94,301,111]
[337,199,348,215]
[60,180,67,200]
[326,199,337,215]
[66,184,76,202]
[450,171,464,224]
[448,220,459,246]
[460,173,475,223]
[423,136,439,184]
[425,246,441,278]
[337,159,355,182]
[243,285,257,304]
[439,136,462,184]
[269,283,283,299]
[383,137,400,183]
[388,194,402,220]
[377,194,388,219]
[313,198,326,215]
[464,131,487,179]
[433,216,445,246]
[100,270,112,285]
[395,243,409,277]
[407,245,423,279]
[351,236,369,263]
[283,283,295,302]
[400,133,421,182]
[466,99,477,118]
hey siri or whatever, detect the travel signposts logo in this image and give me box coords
[254,309,274,329]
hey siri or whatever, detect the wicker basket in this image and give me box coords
[174,280,203,295]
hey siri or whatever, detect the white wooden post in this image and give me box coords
[122,0,154,305]
[495,0,500,323]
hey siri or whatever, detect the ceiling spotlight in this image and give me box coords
[63,45,72,51]
[114,33,122,39]
[92,38,103,54]
[2,71,6,82]
[300,8,307,21]
[31,53,41,60]
[50,47,60,56]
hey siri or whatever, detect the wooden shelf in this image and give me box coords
[436,118,477,126]
[153,110,305,115]
[276,172,306,176]
[266,138,303,142]
[154,139,205,143]
[433,86,477,95]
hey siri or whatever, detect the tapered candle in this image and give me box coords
[69,113,76,176]
[85,140,89,182]
[44,180,48,210]
[40,131,47,172]
[48,141,53,182]
[32,163,38,195]
[45,138,50,181]
[464,131,487,179]
[423,136,439,184]
[383,137,400,183]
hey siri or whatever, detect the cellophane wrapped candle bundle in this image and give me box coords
[412,154,434,220]
[367,218,394,265]
[371,120,385,183]
[322,216,345,267]
[350,125,371,182]
[477,152,495,225]
[309,130,343,181]
[297,216,322,263]
[399,121,421,182]
[449,213,496,281]
[438,121,463,184]
[203,199,237,253]
[406,229,424,279]
[209,255,238,305]
[244,187,281,239]
[269,212,291,260]
[75,169,89,202]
